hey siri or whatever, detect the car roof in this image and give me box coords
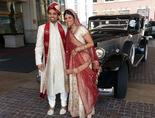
[89,14,144,20]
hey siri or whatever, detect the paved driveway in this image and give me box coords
[0,40,155,118]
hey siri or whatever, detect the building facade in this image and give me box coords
[1,0,155,47]
[0,0,92,46]
[0,0,37,46]
[93,0,155,20]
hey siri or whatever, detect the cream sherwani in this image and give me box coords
[35,22,68,107]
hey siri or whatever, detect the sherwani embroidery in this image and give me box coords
[35,22,67,97]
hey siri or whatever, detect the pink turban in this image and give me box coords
[47,2,61,15]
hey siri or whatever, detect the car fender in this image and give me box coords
[102,53,129,72]
[98,53,129,88]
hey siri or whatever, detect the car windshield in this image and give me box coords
[88,19,129,30]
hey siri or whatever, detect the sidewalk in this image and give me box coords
[0,70,38,95]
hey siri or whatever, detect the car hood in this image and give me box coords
[90,28,129,43]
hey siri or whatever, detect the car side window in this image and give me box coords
[129,19,136,28]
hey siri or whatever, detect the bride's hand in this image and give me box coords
[66,69,73,74]
[71,49,77,56]
[66,68,78,74]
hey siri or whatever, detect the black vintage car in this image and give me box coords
[88,14,149,99]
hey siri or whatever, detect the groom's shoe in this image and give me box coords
[59,106,67,115]
[47,107,54,115]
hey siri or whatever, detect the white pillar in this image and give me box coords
[23,0,38,43]
[86,0,93,25]
[65,0,75,10]
[77,0,86,25]
[78,0,93,26]
[65,0,93,26]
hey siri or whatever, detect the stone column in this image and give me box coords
[22,0,38,43]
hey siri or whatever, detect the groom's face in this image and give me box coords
[48,9,59,23]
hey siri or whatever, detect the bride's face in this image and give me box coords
[64,14,75,27]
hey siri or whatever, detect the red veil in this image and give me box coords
[65,9,99,115]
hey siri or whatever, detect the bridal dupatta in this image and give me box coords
[65,9,99,115]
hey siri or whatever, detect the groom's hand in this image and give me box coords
[37,64,44,71]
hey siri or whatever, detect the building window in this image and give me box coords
[93,12,97,15]
[0,1,24,34]
[36,0,47,25]
[93,0,97,2]
[137,8,149,17]
[104,9,115,15]
[119,10,130,15]
[105,0,115,2]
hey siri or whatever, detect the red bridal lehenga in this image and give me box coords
[65,25,99,118]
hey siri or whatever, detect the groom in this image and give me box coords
[35,1,68,116]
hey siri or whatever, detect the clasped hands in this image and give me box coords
[71,45,87,56]
[71,47,80,56]
[66,68,78,75]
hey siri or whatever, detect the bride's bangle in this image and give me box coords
[73,68,79,73]
[73,68,76,73]
[74,49,77,52]
[84,45,87,49]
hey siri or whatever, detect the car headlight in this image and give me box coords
[96,48,105,59]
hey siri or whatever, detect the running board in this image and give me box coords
[133,54,144,67]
